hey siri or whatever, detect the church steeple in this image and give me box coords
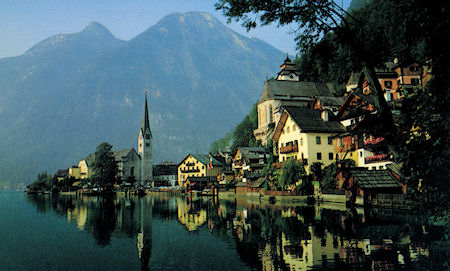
[138,89,153,185]
[141,90,152,138]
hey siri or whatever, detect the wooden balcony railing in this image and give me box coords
[365,153,390,164]
[280,144,298,154]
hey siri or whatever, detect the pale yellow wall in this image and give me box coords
[277,115,339,173]
[78,160,93,179]
[305,133,336,169]
[177,155,223,186]
[68,167,81,179]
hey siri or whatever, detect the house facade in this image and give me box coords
[232,147,268,179]
[272,107,346,173]
[177,154,225,187]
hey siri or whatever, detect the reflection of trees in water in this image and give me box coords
[25,195,438,270]
[25,194,153,271]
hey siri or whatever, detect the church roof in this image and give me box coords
[141,91,152,137]
[259,79,335,103]
[113,149,138,161]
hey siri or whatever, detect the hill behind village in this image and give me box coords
[0,11,284,185]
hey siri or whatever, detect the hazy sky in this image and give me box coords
[0,0,313,59]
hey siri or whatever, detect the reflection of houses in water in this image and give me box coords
[176,198,207,231]
[67,205,88,231]
[232,209,251,241]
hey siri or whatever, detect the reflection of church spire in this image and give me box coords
[136,197,152,271]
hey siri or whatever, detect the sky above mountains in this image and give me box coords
[0,0,309,59]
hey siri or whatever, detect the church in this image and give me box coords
[76,92,153,185]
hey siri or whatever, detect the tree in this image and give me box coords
[92,142,118,186]
[231,103,259,153]
[278,159,306,190]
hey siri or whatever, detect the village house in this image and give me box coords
[232,147,268,179]
[152,161,178,187]
[345,61,423,102]
[334,90,394,170]
[335,168,405,206]
[177,154,225,187]
[254,56,337,145]
[272,107,346,174]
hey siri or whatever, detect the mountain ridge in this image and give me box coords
[0,11,284,185]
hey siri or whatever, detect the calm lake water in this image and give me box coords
[0,192,447,270]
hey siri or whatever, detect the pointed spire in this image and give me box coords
[141,89,152,138]
[284,52,291,62]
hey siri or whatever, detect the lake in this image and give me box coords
[0,192,447,270]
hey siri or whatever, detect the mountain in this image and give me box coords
[0,12,284,185]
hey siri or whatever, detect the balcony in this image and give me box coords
[364,137,385,146]
[280,144,298,154]
[180,168,200,173]
[365,153,390,164]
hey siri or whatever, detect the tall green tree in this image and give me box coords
[278,159,306,190]
[92,142,118,185]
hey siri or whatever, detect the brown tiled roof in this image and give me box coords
[350,169,401,189]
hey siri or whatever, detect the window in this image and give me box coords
[328,136,332,145]
[316,136,321,145]
[283,157,285,161]
[300,138,303,146]
[294,140,298,146]
[317,152,322,160]
[146,143,150,147]
[293,125,296,131]
[379,166,384,170]
[329,153,333,160]
[384,80,392,88]
[130,167,134,176]
[371,167,376,170]
[202,166,205,169]
[360,151,363,157]
[287,126,290,133]
[411,78,419,85]
[338,138,343,147]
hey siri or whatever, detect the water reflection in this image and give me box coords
[25,194,442,270]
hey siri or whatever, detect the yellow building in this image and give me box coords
[78,158,94,180]
[177,154,225,187]
[272,107,346,173]
[68,165,81,179]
